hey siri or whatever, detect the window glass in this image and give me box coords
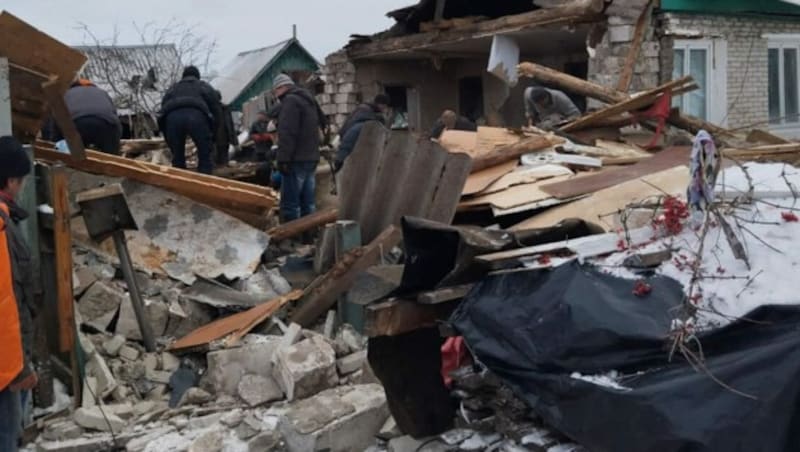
[769,48,781,124]
[784,48,799,123]
[688,49,707,119]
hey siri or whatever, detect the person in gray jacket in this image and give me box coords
[524,86,581,128]
[43,79,122,154]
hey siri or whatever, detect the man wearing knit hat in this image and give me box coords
[272,73,328,222]
[0,136,37,452]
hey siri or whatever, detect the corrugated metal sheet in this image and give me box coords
[75,45,182,115]
[212,40,292,105]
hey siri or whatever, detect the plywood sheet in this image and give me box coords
[540,146,690,199]
[439,130,478,155]
[479,164,573,196]
[511,165,690,231]
[462,160,518,196]
[459,175,571,210]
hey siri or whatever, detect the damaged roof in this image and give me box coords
[385,0,537,34]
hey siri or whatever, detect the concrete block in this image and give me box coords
[87,352,117,397]
[272,336,337,401]
[124,426,176,452]
[324,83,336,95]
[164,298,214,339]
[143,353,158,373]
[337,350,367,375]
[72,267,98,297]
[119,345,140,361]
[609,25,636,43]
[318,94,332,104]
[145,368,171,385]
[334,93,358,104]
[377,416,402,441]
[188,429,224,452]
[42,420,84,442]
[338,83,358,94]
[116,297,169,341]
[336,73,357,84]
[36,436,116,452]
[279,384,389,452]
[238,374,284,407]
[248,431,285,452]
[201,338,282,396]
[73,406,126,433]
[78,281,125,331]
[337,103,356,114]
[161,352,180,372]
[179,387,213,406]
[102,335,126,357]
[335,324,366,356]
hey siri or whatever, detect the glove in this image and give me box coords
[277,162,291,175]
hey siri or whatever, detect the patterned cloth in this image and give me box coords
[687,130,720,225]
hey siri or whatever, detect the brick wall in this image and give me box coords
[660,13,800,130]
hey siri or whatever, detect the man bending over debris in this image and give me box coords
[430,109,478,139]
[335,94,391,172]
[524,86,581,128]
[273,73,328,221]
[159,66,222,174]
[0,137,37,452]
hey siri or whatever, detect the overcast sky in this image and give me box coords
[3,0,410,70]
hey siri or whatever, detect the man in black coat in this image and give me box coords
[335,94,390,171]
[42,79,122,154]
[159,66,221,174]
[273,73,327,222]
[429,109,477,139]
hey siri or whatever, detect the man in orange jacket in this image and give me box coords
[0,136,37,452]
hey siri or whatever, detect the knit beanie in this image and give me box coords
[272,73,295,89]
[0,136,32,180]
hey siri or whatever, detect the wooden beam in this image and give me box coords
[50,165,75,353]
[616,0,655,92]
[561,77,695,132]
[417,284,473,305]
[268,207,339,241]
[33,144,277,215]
[518,61,626,105]
[470,134,554,172]
[41,77,87,161]
[291,226,403,327]
[364,297,457,337]
[348,0,604,59]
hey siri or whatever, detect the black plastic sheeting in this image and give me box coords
[451,262,800,452]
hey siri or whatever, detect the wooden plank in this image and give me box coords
[518,61,625,105]
[41,77,87,161]
[339,122,390,223]
[511,166,690,231]
[169,290,303,350]
[616,0,655,92]
[459,175,571,210]
[33,145,277,214]
[417,284,473,305]
[50,165,75,353]
[540,146,690,199]
[462,160,518,196]
[470,134,554,172]
[474,164,573,197]
[268,208,338,241]
[561,77,695,133]
[746,129,792,145]
[427,152,473,224]
[364,298,457,337]
[348,0,604,59]
[291,226,403,327]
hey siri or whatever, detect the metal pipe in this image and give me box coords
[112,230,156,352]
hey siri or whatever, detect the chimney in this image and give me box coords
[292,24,297,39]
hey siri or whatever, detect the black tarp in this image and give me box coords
[451,262,800,452]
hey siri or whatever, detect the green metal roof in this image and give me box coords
[661,0,800,15]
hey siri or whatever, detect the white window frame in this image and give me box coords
[672,39,728,127]
[765,34,800,137]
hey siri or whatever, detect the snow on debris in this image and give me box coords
[570,370,631,391]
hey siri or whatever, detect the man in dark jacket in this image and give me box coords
[273,73,327,222]
[43,79,122,154]
[214,90,238,167]
[430,110,477,139]
[159,66,221,174]
[335,94,390,172]
[0,137,37,452]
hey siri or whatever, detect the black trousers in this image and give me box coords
[49,115,122,155]
[164,108,214,174]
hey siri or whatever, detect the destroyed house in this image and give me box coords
[75,44,182,138]
[212,37,320,112]
[320,0,800,138]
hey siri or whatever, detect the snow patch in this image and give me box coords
[570,371,631,391]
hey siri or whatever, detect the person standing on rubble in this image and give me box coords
[41,78,122,155]
[334,94,391,172]
[272,73,328,222]
[159,66,221,174]
[524,86,581,128]
[214,90,238,168]
[0,136,38,452]
[430,110,478,139]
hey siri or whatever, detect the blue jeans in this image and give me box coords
[280,162,317,222]
[0,388,21,452]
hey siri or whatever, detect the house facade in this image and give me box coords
[319,0,800,138]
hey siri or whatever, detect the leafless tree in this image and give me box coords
[76,19,218,138]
